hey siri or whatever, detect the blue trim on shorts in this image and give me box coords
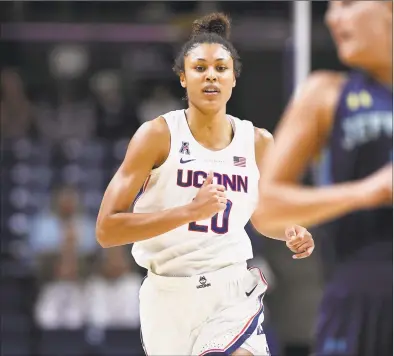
[225,293,265,355]
[201,293,265,355]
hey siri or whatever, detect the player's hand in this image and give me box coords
[188,171,227,221]
[361,164,393,209]
[284,225,314,259]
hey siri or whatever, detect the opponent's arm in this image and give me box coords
[251,71,391,234]
[96,117,226,248]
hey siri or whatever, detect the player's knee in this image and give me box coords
[231,347,254,356]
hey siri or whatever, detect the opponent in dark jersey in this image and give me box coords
[314,70,392,270]
[253,2,392,355]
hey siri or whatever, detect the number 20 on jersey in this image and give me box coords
[188,200,233,234]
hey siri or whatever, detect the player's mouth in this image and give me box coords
[202,85,220,96]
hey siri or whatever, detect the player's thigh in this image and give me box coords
[231,347,254,356]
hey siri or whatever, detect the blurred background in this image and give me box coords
[1,1,347,355]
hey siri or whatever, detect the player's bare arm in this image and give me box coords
[96,117,226,248]
[250,127,315,259]
[250,127,280,238]
[252,71,392,232]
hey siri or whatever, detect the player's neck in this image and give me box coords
[185,106,233,149]
[367,63,392,88]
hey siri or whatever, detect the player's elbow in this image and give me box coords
[250,214,285,240]
[96,229,111,248]
[96,218,113,248]
[251,209,279,237]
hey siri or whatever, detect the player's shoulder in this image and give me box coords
[138,109,185,135]
[228,113,273,150]
[124,116,171,168]
[252,127,273,163]
[253,127,273,154]
[254,127,272,139]
[295,70,347,101]
[136,116,170,140]
[229,114,256,132]
[129,116,170,156]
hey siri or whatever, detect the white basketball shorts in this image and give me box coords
[139,262,270,355]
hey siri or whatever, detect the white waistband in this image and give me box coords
[146,262,248,290]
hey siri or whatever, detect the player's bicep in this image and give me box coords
[97,118,169,222]
[251,127,275,231]
[254,127,275,181]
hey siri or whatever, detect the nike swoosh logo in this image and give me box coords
[180,158,196,164]
[245,285,257,297]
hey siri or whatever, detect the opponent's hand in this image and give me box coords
[188,171,227,221]
[360,164,393,209]
[285,225,315,259]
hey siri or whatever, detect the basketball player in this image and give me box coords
[96,13,314,356]
[254,1,392,355]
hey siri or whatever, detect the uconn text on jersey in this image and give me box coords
[177,169,248,193]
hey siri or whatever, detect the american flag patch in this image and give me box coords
[233,156,246,167]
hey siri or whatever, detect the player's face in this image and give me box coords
[180,43,236,113]
[325,1,392,69]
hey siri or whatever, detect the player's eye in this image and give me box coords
[195,66,205,72]
[216,66,227,72]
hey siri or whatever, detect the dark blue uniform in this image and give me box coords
[312,71,393,356]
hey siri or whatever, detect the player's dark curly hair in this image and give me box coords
[173,13,242,78]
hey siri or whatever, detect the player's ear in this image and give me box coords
[233,74,236,88]
[180,72,186,88]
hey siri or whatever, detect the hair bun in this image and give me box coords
[191,13,231,40]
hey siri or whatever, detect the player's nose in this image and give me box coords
[205,67,218,82]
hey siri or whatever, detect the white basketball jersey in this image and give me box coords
[132,110,260,276]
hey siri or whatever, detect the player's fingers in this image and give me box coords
[216,191,227,198]
[210,184,226,192]
[296,228,306,238]
[217,201,227,211]
[285,226,297,240]
[213,194,226,202]
[203,171,214,186]
[293,246,314,259]
[293,240,314,253]
[294,225,309,238]
[286,240,303,252]
[287,236,303,248]
[288,227,309,248]
[217,197,227,205]
[288,234,312,249]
